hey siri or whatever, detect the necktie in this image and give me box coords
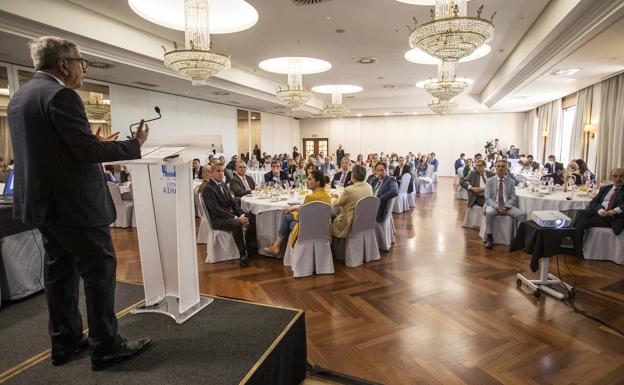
[498,179,505,207]
[373,179,383,196]
[218,183,227,200]
[480,173,486,185]
[607,187,620,210]
[340,172,346,185]
[242,175,250,191]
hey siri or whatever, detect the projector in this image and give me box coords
[530,211,571,228]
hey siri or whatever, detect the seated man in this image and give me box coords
[522,155,540,172]
[264,160,289,185]
[573,168,624,238]
[263,170,331,255]
[544,154,564,175]
[460,159,494,208]
[197,163,212,194]
[331,158,353,188]
[229,160,256,198]
[564,161,583,185]
[454,153,466,173]
[332,165,373,239]
[483,160,527,249]
[226,155,238,172]
[192,158,203,179]
[462,158,474,177]
[320,156,336,175]
[393,156,413,194]
[369,162,399,222]
[202,163,256,267]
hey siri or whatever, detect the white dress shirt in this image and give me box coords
[598,185,622,214]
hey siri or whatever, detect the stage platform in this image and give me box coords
[0,281,307,385]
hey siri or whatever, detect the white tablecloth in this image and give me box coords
[516,189,592,216]
[241,195,294,257]
[246,170,267,185]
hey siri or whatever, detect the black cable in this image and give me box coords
[554,254,624,336]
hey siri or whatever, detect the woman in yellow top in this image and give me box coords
[263,169,331,255]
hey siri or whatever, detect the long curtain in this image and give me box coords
[569,86,593,160]
[0,115,13,162]
[522,109,537,157]
[536,99,561,163]
[596,73,624,181]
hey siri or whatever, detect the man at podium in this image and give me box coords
[202,162,257,266]
[7,36,151,370]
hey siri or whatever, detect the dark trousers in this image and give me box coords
[39,224,121,358]
[573,209,616,237]
[214,215,256,255]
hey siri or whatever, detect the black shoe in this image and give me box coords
[51,336,89,366]
[91,337,152,371]
[485,234,494,249]
[240,254,249,267]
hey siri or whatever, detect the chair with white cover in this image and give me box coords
[453,167,463,186]
[194,189,239,263]
[376,197,397,251]
[462,205,483,228]
[283,201,334,278]
[583,228,624,265]
[107,182,133,228]
[478,214,516,245]
[393,173,411,213]
[335,196,381,267]
[427,164,438,183]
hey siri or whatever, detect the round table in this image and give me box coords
[241,194,300,257]
[516,188,592,216]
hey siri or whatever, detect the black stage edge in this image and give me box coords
[0,280,145,376]
[2,295,307,385]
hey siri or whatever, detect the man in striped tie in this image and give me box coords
[483,160,526,249]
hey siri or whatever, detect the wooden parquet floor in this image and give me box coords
[113,178,624,385]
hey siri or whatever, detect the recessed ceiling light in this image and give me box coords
[564,78,576,82]
[473,110,479,113]
[213,91,230,95]
[384,112,390,116]
[128,0,258,33]
[357,113,362,117]
[552,68,580,76]
[405,44,491,65]
[335,29,346,33]
[383,84,395,89]
[353,57,379,65]
[258,57,331,74]
[415,78,474,88]
[311,85,363,94]
[412,112,419,115]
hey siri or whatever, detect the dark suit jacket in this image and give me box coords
[393,164,413,193]
[192,166,203,180]
[202,179,244,229]
[336,149,345,163]
[460,170,495,207]
[368,175,399,222]
[331,171,353,188]
[7,72,141,226]
[264,170,289,184]
[586,185,624,234]
[454,159,465,172]
[229,173,256,198]
[544,162,564,174]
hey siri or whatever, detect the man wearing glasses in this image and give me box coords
[8,36,151,370]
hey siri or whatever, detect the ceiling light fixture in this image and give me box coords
[404,44,491,65]
[552,68,580,76]
[408,0,495,62]
[384,113,390,116]
[312,84,363,118]
[260,57,332,110]
[428,100,457,115]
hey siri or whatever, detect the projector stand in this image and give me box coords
[517,256,573,299]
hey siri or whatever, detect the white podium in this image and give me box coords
[122,141,212,323]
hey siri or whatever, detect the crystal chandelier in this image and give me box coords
[428,99,457,114]
[311,85,363,118]
[409,0,495,62]
[163,0,231,85]
[276,63,311,110]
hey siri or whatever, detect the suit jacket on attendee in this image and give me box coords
[192,166,203,180]
[7,72,141,226]
[331,171,353,188]
[229,173,256,198]
[393,164,413,193]
[544,161,564,175]
[454,159,465,172]
[320,163,336,174]
[332,181,373,238]
[264,170,290,184]
[585,184,624,234]
[460,170,495,207]
[202,179,244,229]
[430,158,439,172]
[336,148,345,164]
[369,175,399,222]
[485,175,519,209]
[462,165,474,178]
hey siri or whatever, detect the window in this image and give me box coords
[559,106,576,163]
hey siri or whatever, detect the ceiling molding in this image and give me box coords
[481,0,624,108]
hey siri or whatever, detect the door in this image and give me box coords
[302,138,328,158]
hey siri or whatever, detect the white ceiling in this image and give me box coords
[1,0,624,117]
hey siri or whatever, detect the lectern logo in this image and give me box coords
[161,165,176,195]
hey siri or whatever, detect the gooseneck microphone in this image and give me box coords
[129,106,161,136]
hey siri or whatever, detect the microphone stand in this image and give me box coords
[129,106,161,137]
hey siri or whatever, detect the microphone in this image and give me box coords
[129,106,161,136]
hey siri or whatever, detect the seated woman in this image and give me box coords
[263,169,331,255]
[331,165,373,239]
